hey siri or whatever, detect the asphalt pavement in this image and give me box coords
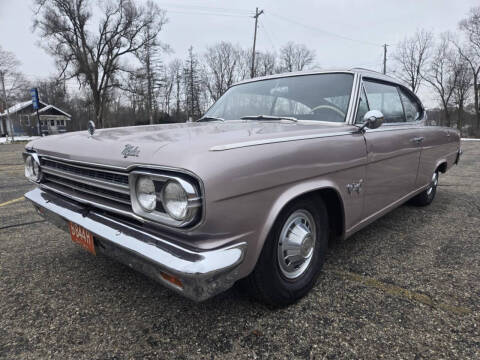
[0,141,479,359]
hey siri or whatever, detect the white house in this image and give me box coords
[0,100,71,136]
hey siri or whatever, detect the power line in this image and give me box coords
[157,3,253,15]
[166,10,251,18]
[268,11,382,47]
[259,19,276,52]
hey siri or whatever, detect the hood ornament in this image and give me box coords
[121,144,140,158]
[87,121,95,137]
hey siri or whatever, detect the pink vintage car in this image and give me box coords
[24,69,461,305]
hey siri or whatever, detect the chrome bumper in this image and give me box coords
[25,188,246,301]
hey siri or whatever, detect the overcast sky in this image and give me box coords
[0,0,478,107]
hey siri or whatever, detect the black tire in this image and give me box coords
[410,171,439,206]
[238,196,329,306]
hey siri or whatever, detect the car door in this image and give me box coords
[360,79,422,218]
[396,87,440,188]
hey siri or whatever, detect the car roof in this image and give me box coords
[232,67,404,87]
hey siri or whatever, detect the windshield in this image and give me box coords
[203,73,354,122]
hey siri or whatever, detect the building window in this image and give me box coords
[50,120,55,126]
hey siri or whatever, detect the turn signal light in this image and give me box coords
[160,272,183,288]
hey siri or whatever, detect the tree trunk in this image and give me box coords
[474,73,480,130]
[442,99,450,127]
[92,92,103,128]
[457,102,463,136]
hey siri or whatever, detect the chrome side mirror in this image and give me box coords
[359,110,384,131]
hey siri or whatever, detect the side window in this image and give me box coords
[364,80,406,123]
[399,88,422,122]
[356,86,369,123]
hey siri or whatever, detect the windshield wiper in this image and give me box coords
[196,116,225,122]
[240,115,297,122]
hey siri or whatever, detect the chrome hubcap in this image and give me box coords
[277,209,316,279]
[427,172,438,196]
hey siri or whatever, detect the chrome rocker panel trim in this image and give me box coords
[25,187,247,302]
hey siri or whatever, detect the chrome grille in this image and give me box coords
[42,158,128,185]
[40,157,131,207]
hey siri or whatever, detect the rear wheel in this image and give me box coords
[411,171,439,206]
[239,197,329,306]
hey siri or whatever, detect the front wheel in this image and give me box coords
[239,197,329,306]
[410,171,439,206]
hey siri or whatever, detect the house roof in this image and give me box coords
[33,104,71,118]
[0,100,70,118]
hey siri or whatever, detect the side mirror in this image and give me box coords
[360,110,384,131]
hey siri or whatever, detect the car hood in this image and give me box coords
[27,121,355,170]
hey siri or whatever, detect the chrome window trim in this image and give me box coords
[365,124,422,133]
[210,131,355,151]
[232,70,356,87]
[212,71,357,126]
[347,73,362,125]
[359,75,427,126]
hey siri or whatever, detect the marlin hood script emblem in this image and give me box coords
[121,144,140,158]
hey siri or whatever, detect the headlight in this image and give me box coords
[25,155,42,182]
[129,171,201,228]
[162,180,189,220]
[135,176,156,212]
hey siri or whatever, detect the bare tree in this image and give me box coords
[255,51,277,77]
[424,35,457,126]
[278,42,315,72]
[204,42,240,101]
[37,76,68,108]
[456,6,480,129]
[168,59,183,119]
[236,49,253,80]
[393,29,433,93]
[0,46,27,138]
[34,0,167,128]
[134,2,168,124]
[451,54,473,132]
[184,47,203,120]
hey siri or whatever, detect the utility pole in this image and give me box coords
[382,44,388,75]
[0,71,14,142]
[250,7,264,78]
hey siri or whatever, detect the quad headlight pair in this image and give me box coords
[130,172,201,226]
[135,176,190,220]
[24,154,42,182]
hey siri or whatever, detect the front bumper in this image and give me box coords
[25,188,247,301]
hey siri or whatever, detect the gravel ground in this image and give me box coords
[0,141,479,359]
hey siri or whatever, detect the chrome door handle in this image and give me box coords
[411,136,424,143]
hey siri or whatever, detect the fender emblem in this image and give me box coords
[121,144,140,158]
[347,179,363,194]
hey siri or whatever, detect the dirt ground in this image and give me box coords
[0,141,479,359]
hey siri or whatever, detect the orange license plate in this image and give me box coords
[69,222,96,255]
